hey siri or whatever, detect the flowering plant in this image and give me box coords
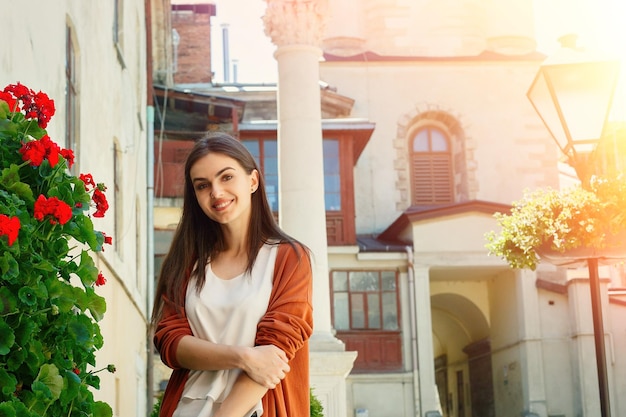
[486,175,626,270]
[0,83,114,416]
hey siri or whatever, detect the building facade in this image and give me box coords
[0,1,152,416]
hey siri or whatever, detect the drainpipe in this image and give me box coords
[406,245,421,417]
[145,0,155,414]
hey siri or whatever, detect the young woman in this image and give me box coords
[152,132,313,417]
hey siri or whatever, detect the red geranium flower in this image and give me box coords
[4,83,56,128]
[92,189,109,218]
[95,272,107,286]
[0,214,20,246]
[33,195,73,225]
[19,139,46,166]
[80,173,96,191]
[0,91,19,112]
[19,135,73,168]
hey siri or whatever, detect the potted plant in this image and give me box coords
[0,82,115,416]
[485,175,626,270]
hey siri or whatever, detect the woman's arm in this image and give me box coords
[154,295,289,388]
[176,336,289,388]
[212,373,270,417]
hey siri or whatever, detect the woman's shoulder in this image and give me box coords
[273,240,310,268]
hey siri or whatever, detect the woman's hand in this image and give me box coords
[240,344,290,389]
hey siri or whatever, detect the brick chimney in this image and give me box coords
[171,3,216,84]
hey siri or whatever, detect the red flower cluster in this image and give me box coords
[0,214,20,246]
[1,82,56,128]
[79,174,110,218]
[19,134,74,168]
[33,195,73,225]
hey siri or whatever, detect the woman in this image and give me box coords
[152,132,313,417]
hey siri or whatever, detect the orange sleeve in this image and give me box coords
[153,295,193,369]
[255,243,313,359]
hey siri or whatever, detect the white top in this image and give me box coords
[172,244,277,417]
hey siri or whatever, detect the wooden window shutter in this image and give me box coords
[410,127,454,206]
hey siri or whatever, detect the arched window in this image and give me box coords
[410,126,454,206]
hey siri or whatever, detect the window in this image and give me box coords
[242,139,278,211]
[114,141,123,254]
[411,126,454,206]
[65,24,79,172]
[239,130,361,245]
[331,270,402,371]
[113,0,126,67]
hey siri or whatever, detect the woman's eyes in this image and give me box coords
[194,175,233,191]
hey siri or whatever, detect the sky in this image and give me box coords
[207,0,625,118]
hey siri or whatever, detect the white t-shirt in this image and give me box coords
[173,244,277,417]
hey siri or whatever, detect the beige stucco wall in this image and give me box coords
[0,1,149,416]
[320,59,560,235]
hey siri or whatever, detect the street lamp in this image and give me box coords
[527,34,621,417]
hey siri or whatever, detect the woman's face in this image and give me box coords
[190,152,259,228]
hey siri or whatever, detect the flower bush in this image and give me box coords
[0,82,114,416]
[485,175,626,270]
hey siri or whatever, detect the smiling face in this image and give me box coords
[190,152,259,229]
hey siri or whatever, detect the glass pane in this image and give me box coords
[323,139,341,211]
[324,174,340,192]
[351,294,365,328]
[332,271,348,291]
[242,140,260,164]
[262,141,278,211]
[382,292,399,330]
[430,128,448,152]
[382,271,397,291]
[325,193,341,211]
[350,271,379,292]
[367,293,380,329]
[265,173,278,212]
[333,293,349,330]
[413,130,429,151]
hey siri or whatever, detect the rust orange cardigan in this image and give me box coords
[153,243,313,417]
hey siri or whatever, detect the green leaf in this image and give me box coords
[46,278,78,313]
[93,401,113,417]
[0,287,17,314]
[85,287,107,322]
[76,251,98,287]
[0,165,34,204]
[0,319,15,355]
[17,287,37,307]
[0,402,17,417]
[0,252,19,283]
[60,370,81,406]
[0,369,17,396]
[34,364,63,401]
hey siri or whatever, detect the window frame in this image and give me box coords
[330,269,403,372]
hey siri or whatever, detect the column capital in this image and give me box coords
[263,0,329,48]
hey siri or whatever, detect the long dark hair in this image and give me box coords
[151,132,299,324]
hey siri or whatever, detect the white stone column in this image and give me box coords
[515,269,548,417]
[413,265,439,415]
[262,1,356,416]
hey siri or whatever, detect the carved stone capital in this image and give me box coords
[263,0,329,48]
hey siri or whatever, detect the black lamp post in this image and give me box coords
[526,34,621,417]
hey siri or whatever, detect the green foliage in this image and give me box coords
[486,175,626,270]
[310,389,324,417]
[0,83,114,416]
